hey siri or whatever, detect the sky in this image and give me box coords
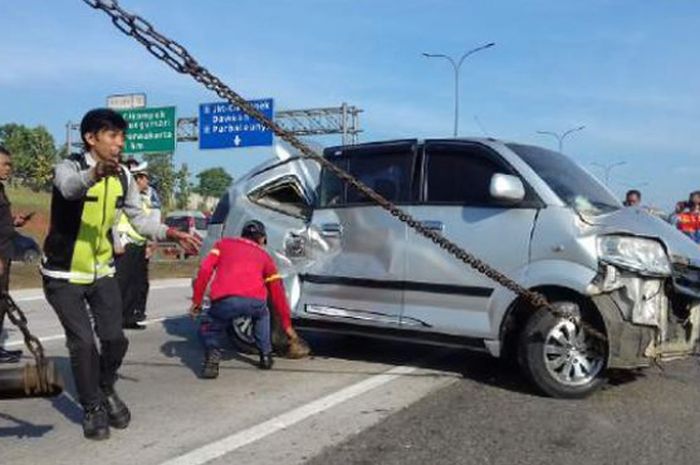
[1,0,700,210]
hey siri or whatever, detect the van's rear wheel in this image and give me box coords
[518,302,607,398]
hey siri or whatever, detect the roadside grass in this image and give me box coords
[6,184,51,244]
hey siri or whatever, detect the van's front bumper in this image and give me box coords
[590,264,700,369]
[591,294,655,369]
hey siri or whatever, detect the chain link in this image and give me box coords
[81,0,607,343]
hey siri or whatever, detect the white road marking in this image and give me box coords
[13,295,45,302]
[5,334,66,347]
[11,281,189,303]
[4,315,179,347]
[159,364,421,465]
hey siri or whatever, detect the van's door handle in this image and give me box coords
[320,223,343,237]
[420,221,444,232]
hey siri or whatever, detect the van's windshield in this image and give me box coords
[507,143,621,215]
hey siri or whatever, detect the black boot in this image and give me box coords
[103,387,131,429]
[258,352,274,370]
[83,405,110,440]
[200,349,221,379]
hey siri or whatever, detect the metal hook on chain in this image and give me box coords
[0,293,63,399]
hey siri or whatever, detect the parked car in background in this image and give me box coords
[201,138,700,398]
[12,232,41,263]
[165,210,208,239]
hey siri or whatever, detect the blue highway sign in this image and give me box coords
[198,99,274,149]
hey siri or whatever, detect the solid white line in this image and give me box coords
[4,315,180,347]
[160,364,420,465]
[13,295,45,303]
[151,283,191,292]
[5,334,66,347]
[12,282,189,303]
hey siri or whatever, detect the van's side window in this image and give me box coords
[319,158,348,207]
[346,153,412,204]
[248,176,310,218]
[424,143,511,205]
[318,147,414,207]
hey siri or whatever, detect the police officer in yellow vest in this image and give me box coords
[114,161,159,329]
[41,109,200,440]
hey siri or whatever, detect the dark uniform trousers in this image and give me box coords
[0,257,10,336]
[115,243,148,325]
[43,276,128,409]
[0,182,14,340]
[136,254,150,320]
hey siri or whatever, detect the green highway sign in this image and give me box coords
[119,106,176,154]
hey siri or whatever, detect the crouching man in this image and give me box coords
[191,220,305,378]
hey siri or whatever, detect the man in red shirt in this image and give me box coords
[191,220,294,378]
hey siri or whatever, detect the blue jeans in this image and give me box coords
[200,296,272,355]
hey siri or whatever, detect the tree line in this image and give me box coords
[0,123,233,211]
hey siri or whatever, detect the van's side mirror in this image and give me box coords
[490,173,525,202]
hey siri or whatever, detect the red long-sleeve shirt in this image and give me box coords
[192,237,292,330]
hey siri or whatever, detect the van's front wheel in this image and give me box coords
[519,303,607,398]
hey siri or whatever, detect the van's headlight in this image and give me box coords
[598,236,671,276]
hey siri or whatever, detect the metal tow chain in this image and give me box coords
[2,293,51,393]
[80,0,607,343]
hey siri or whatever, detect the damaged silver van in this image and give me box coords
[201,138,700,398]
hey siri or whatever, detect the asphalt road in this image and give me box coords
[2,280,700,465]
[307,350,700,465]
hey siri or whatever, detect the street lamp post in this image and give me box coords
[591,161,627,187]
[536,125,586,153]
[423,42,495,137]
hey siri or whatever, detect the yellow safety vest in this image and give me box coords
[42,155,129,284]
[116,190,152,246]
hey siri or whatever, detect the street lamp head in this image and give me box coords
[422,43,495,137]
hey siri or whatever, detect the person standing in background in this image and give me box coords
[114,162,159,329]
[135,164,161,323]
[0,146,32,363]
[623,189,641,207]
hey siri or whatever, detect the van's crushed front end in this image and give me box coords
[587,233,700,368]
